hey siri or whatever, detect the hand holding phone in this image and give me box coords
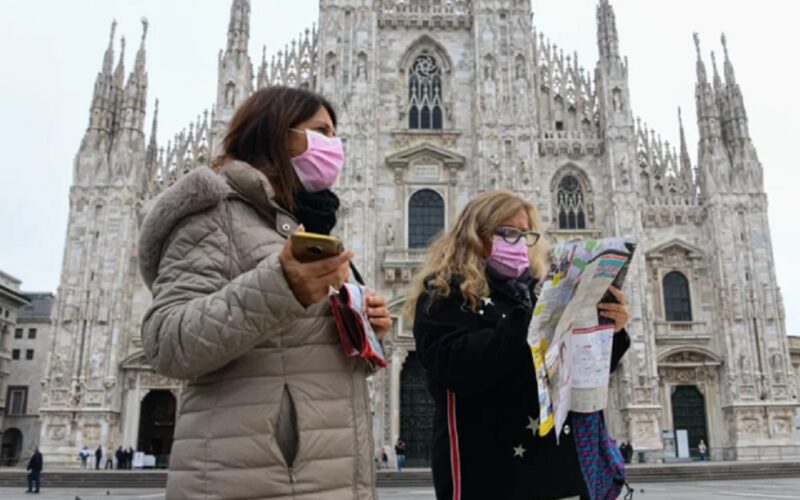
[290,232,343,263]
[279,232,351,306]
[598,286,629,333]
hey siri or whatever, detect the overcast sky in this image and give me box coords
[1,0,798,334]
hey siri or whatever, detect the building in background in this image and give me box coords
[0,271,32,465]
[0,293,55,466]
[38,0,798,465]
[789,337,800,437]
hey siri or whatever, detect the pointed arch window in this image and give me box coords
[408,189,445,248]
[663,271,692,322]
[557,175,586,229]
[408,53,444,130]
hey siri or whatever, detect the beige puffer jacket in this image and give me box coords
[139,161,377,500]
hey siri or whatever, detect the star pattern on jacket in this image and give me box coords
[513,444,526,458]
[526,416,539,435]
[482,297,494,307]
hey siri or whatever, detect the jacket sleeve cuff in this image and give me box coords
[263,252,307,316]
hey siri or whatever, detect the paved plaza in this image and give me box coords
[2,478,800,499]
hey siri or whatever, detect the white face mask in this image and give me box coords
[290,129,345,192]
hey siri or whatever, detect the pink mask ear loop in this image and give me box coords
[289,128,309,157]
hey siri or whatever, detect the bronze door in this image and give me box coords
[400,351,436,467]
[671,385,708,458]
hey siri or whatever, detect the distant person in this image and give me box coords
[105,451,114,469]
[115,447,124,469]
[94,446,102,470]
[698,440,708,461]
[395,438,406,471]
[127,447,135,469]
[626,441,635,464]
[381,448,389,470]
[619,442,630,464]
[79,446,89,469]
[26,446,43,494]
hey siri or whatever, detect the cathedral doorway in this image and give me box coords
[670,385,708,458]
[400,351,435,467]
[0,428,23,466]
[137,390,176,469]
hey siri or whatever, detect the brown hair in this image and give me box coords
[212,86,338,210]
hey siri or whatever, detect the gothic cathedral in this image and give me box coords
[39,0,798,465]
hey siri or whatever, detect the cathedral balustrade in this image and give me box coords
[642,205,706,227]
[379,0,472,30]
[538,131,602,157]
[390,129,461,149]
[383,248,428,283]
[653,320,710,344]
[546,228,603,244]
[384,248,428,265]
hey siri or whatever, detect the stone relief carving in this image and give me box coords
[51,351,69,385]
[140,371,180,389]
[84,424,101,442]
[71,380,86,406]
[48,425,67,442]
[85,391,104,406]
[772,418,791,436]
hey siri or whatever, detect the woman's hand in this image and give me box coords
[598,286,629,333]
[279,237,352,307]
[366,294,392,342]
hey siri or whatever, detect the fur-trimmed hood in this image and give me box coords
[138,161,298,290]
[138,166,229,289]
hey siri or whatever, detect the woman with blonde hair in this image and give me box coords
[409,191,630,499]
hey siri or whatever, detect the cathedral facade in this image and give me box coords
[38,0,798,466]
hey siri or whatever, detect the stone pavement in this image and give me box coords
[2,478,800,499]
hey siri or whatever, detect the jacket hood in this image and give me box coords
[138,166,230,289]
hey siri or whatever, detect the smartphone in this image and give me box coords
[598,242,637,325]
[291,232,343,263]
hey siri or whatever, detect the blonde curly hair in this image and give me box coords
[405,190,549,317]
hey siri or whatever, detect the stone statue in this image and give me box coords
[619,154,630,185]
[385,223,395,246]
[356,54,368,82]
[225,82,236,107]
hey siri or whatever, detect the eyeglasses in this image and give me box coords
[495,226,541,247]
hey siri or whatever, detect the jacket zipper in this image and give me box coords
[351,368,361,498]
[364,375,377,497]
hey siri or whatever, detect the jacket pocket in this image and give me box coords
[275,384,299,469]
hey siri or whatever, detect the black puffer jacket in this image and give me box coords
[413,269,630,500]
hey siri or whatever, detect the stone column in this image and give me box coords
[121,372,142,449]
[389,347,409,446]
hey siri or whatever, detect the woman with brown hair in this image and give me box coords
[138,86,389,499]
[408,191,631,499]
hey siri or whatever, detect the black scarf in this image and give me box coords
[486,266,536,310]
[292,189,340,235]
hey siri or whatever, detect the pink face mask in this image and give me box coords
[290,128,345,192]
[486,235,531,279]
